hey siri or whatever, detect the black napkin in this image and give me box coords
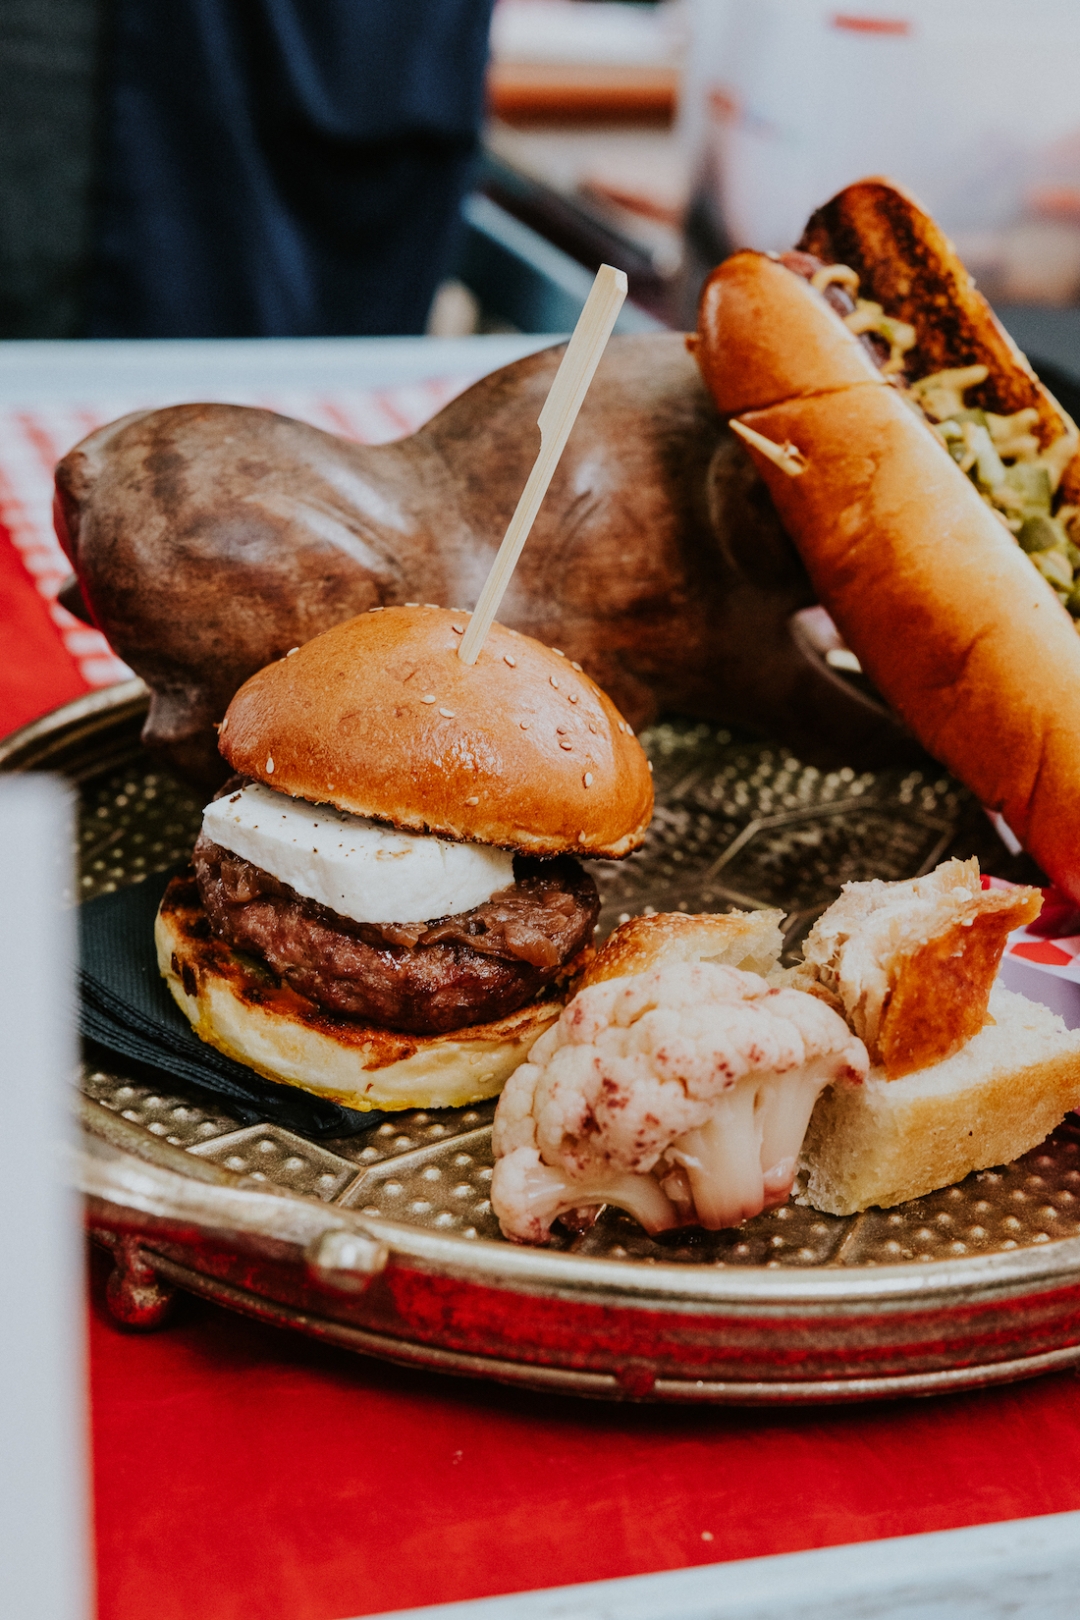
[79,870,383,1137]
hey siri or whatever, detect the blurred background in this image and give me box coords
[4,0,1080,343]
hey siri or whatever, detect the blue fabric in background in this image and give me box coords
[89,0,495,337]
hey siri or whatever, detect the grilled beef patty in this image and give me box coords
[192,834,599,1035]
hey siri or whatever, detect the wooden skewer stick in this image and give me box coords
[457,264,627,665]
[729,418,808,477]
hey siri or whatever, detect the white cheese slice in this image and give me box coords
[201,782,514,925]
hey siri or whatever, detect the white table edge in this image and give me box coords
[357,1507,1080,1620]
[0,335,559,404]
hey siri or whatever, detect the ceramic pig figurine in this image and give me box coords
[54,334,907,784]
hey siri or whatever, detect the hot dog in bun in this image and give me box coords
[692,178,1080,900]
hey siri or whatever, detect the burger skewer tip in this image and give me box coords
[458,264,627,666]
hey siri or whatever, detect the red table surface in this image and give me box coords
[5,513,1080,1620]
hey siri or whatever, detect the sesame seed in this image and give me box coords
[451,624,464,634]
[464,795,479,806]
[568,693,578,704]
[423,603,439,609]
[578,831,586,844]
[369,605,384,612]
[571,661,582,672]
[647,761,653,772]
[421,694,436,704]
[219,716,228,733]
[583,772,593,787]
[550,676,559,689]
[520,720,530,729]
[559,740,573,751]
[439,707,455,718]
[556,727,567,734]
[552,648,565,657]
[266,756,275,773]
[588,723,598,734]
[286,646,299,656]
[405,601,419,608]
[504,654,516,667]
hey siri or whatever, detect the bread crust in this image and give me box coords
[580,908,785,988]
[800,858,1043,1079]
[877,898,1040,1079]
[219,606,653,859]
[156,876,564,1110]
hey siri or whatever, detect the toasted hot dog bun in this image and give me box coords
[736,379,1080,889]
[693,182,1080,900]
[799,177,1074,478]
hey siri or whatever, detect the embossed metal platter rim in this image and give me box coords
[79,1095,1080,1403]
[10,683,1080,1402]
[83,1090,1080,1307]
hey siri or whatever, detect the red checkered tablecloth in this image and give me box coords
[0,374,473,733]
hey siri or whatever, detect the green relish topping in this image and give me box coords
[910,363,1080,616]
[844,299,917,376]
[820,262,1080,619]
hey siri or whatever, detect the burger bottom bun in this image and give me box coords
[798,984,1080,1215]
[155,880,564,1112]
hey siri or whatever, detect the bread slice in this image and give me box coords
[799,983,1080,1215]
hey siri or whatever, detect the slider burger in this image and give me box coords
[691,177,1080,900]
[156,606,653,1111]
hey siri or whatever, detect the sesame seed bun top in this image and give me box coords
[218,606,654,858]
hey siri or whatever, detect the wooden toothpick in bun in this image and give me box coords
[220,605,653,859]
[160,287,649,1116]
[692,178,1080,901]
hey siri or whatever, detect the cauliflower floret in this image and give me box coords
[491,962,867,1244]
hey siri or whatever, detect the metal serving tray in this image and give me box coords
[8,682,1080,1404]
